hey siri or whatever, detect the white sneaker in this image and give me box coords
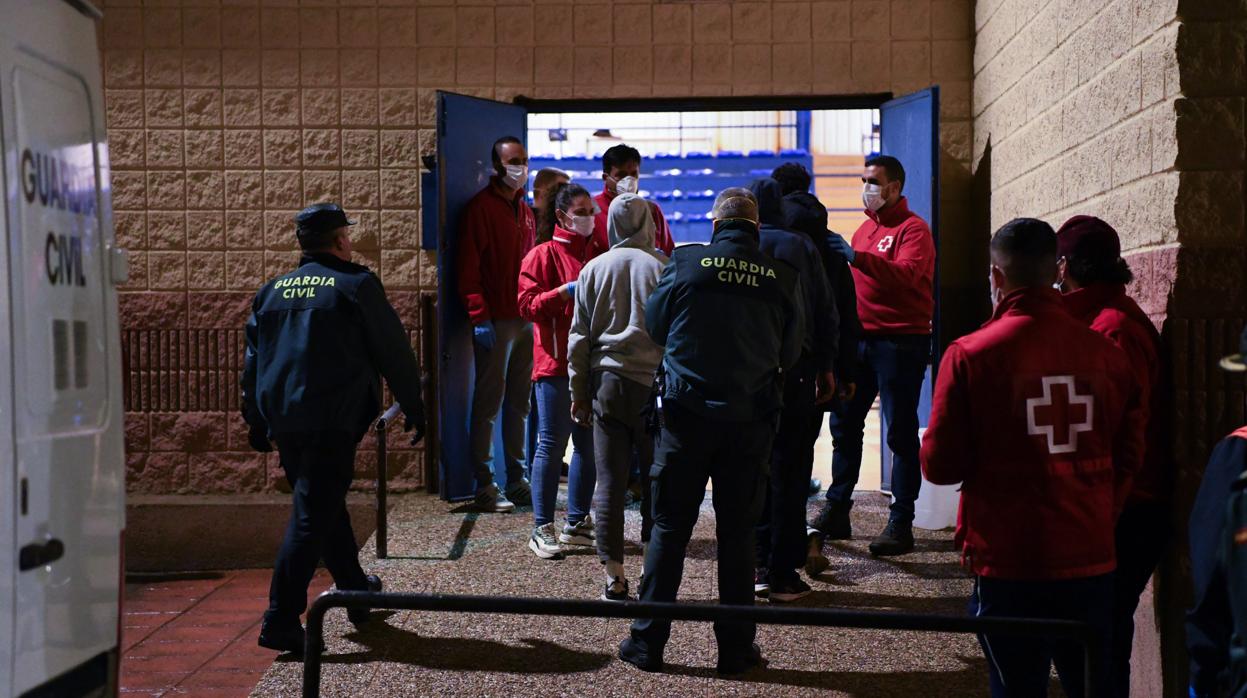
[559,514,595,546]
[528,523,564,560]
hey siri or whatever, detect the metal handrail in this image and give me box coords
[301,591,1102,697]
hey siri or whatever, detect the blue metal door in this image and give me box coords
[878,86,939,493]
[436,92,527,501]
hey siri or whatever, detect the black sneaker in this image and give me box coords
[474,484,515,513]
[868,520,915,557]
[505,479,533,507]
[753,568,770,598]
[717,642,766,676]
[602,576,632,602]
[258,619,323,657]
[804,530,831,577]
[810,502,852,539]
[348,574,383,626]
[767,571,812,603]
[619,637,663,672]
[808,477,822,496]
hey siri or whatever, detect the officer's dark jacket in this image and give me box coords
[645,218,803,422]
[1187,427,1247,697]
[780,190,861,382]
[749,178,838,374]
[241,253,423,441]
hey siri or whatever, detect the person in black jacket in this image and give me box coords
[747,177,837,603]
[772,162,863,575]
[619,188,803,677]
[242,203,426,656]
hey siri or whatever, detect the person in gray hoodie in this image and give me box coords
[567,193,669,602]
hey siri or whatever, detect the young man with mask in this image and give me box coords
[921,217,1145,698]
[1054,215,1170,698]
[816,155,936,557]
[590,144,675,259]
[619,188,803,676]
[457,136,536,512]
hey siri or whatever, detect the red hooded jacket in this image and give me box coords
[849,196,935,335]
[1062,283,1170,505]
[457,179,535,324]
[517,228,590,380]
[589,187,675,260]
[921,288,1147,580]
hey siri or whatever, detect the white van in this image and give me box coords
[1,1,127,696]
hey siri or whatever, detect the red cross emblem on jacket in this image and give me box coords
[1026,375,1095,454]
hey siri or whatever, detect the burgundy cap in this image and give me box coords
[1055,215,1121,261]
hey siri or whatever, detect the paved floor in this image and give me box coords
[122,569,332,697]
[253,489,988,697]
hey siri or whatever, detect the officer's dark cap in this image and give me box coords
[295,203,356,237]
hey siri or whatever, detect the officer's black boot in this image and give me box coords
[809,501,852,540]
[348,574,383,627]
[868,520,914,557]
[258,616,324,657]
[716,643,767,676]
[618,637,664,673]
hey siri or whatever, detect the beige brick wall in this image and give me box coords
[101,0,975,497]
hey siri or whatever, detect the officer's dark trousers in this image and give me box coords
[827,335,929,524]
[1111,500,1168,698]
[470,320,533,491]
[971,574,1113,698]
[755,365,818,575]
[631,403,772,658]
[266,432,368,626]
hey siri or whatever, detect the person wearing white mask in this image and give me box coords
[457,136,536,513]
[813,155,936,558]
[590,144,676,260]
[516,182,599,559]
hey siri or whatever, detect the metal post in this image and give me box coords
[375,404,401,560]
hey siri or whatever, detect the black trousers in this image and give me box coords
[1112,501,1168,698]
[755,367,818,576]
[631,403,773,657]
[266,431,369,626]
[971,574,1114,698]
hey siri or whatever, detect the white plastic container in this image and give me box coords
[913,428,960,530]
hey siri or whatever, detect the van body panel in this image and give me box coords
[0,1,124,695]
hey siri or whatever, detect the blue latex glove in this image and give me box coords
[563,281,576,298]
[473,321,496,351]
[827,233,855,264]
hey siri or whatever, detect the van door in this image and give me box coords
[0,7,125,694]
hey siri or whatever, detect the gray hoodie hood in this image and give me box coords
[607,193,656,250]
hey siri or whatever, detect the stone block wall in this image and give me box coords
[99,0,976,498]
[973,0,1247,694]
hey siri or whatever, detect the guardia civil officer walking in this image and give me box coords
[619,188,803,676]
[242,203,426,656]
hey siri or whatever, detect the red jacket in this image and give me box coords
[516,228,590,380]
[849,197,935,335]
[457,179,535,324]
[589,188,675,260]
[1062,283,1170,505]
[921,288,1146,580]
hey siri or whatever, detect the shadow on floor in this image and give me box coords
[662,653,990,695]
[319,622,613,674]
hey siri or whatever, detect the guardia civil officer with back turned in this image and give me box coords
[619,188,803,677]
[242,203,426,657]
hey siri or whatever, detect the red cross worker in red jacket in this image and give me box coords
[588,144,675,259]
[921,217,1147,698]
[1055,215,1171,698]
[456,136,537,513]
[813,155,936,557]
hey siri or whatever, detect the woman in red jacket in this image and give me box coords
[517,182,597,560]
[1055,215,1169,698]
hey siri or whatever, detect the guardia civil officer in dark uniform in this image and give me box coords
[242,203,426,656]
[619,188,803,676]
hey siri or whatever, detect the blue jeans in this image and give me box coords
[532,377,594,527]
[827,335,929,524]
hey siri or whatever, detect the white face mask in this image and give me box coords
[862,183,885,212]
[565,213,594,238]
[615,175,639,195]
[502,164,528,190]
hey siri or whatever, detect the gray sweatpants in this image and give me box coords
[469,320,533,491]
[591,370,656,564]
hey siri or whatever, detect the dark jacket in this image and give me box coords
[645,218,803,422]
[241,253,424,441]
[779,190,861,382]
[1187,427,1247,697]
[749,178,838,374]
